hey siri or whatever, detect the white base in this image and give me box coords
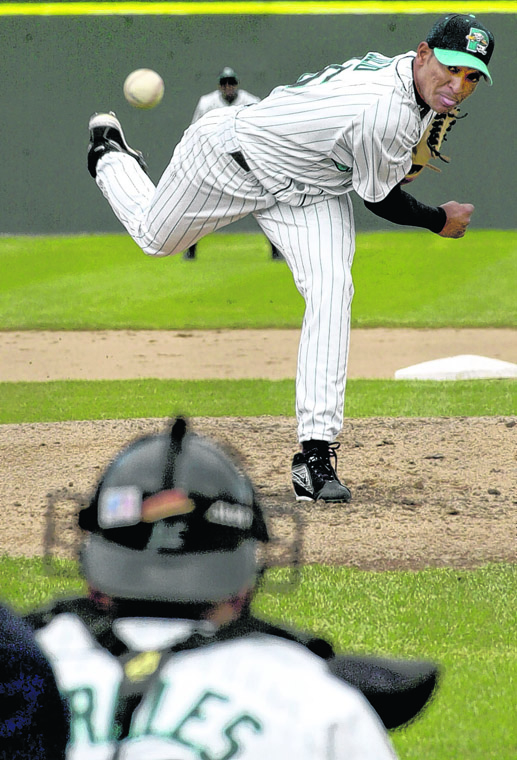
[394,354,517,381]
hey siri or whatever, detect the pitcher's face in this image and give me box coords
[413,42,481,113]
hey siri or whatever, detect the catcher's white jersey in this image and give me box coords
[191,88,260,123]
[94,50,431,443]
[37,613,397,760]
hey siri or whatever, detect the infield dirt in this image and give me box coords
[1,328,516,570]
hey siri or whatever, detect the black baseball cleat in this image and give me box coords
[88,112,148,178]
[183,245,197,260]
[291,443,351,503]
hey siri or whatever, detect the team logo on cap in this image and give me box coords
[466,27,489,56]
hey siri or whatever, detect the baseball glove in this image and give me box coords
[403,107,466,183]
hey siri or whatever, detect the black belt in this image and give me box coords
[230,150,250,172]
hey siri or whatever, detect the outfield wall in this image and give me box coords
[0,9,514,234]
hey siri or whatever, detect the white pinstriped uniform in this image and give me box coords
[95,51,434,443]
[37,613,397,759]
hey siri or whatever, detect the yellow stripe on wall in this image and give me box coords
[1,2,516,17]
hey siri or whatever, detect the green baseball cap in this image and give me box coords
[426,14,495,85]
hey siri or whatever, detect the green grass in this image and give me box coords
[0,234,303,330]
[0,555,87,614]
[1,230,516,759]
[2,557,516,760]
[352,230,517,328]
[255,564,517,760]
[1,230,516,329]
[1,377,516,424]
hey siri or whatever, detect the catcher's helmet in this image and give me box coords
[78,417,269,604]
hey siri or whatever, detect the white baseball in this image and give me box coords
[123,68,164,109]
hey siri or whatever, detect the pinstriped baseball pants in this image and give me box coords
[95,119,355,443]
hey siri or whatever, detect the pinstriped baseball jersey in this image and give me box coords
[235,52,434,205]
[37,613,397,759]
[192,89,260,123]
[92,47,434,444]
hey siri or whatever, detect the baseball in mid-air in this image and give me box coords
[123,68,164,109]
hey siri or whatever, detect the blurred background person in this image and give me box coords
[184,67,284,262]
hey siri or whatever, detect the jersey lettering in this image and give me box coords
[288,62,354,88]
[131,683,263,759]
[172,690,228,750]
[353,52,395,71]
[220,714,263,760]
[67,686,98,745]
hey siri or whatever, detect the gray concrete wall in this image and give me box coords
[0,11,513,234]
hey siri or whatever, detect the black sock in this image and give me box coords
[302,440,329,456]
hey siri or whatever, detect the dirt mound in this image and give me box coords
[2,415,515,570]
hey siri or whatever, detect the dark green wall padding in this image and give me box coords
[0,12,512,234]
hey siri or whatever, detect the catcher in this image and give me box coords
[25,416,439,758]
